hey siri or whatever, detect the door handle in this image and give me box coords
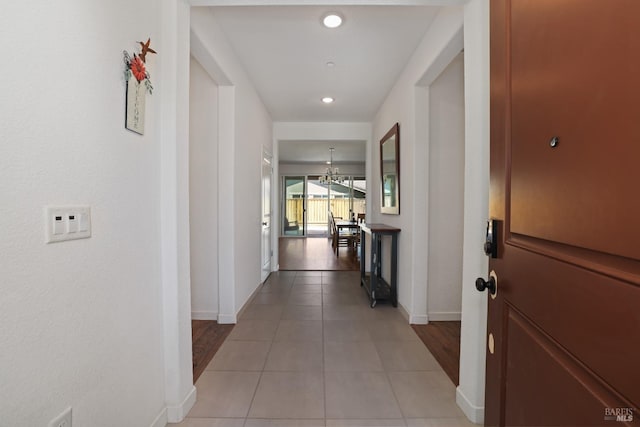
[476,271,498,297]
[476,277,496,294]
[262,222,268,226]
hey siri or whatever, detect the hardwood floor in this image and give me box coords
[412,321,461,386]
[279,237,359,271]
[191,320,234,382]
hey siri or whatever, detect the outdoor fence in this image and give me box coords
[285,199,366,226]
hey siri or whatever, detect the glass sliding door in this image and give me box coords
[351,176,366,221]
[306,176,329,236]
[328,180,351,221]
[328,177,366,223]
[283,176,305,236]
[282,175,367,237]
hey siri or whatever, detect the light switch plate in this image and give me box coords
[46,206,91,243]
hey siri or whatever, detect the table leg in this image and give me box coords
[360,228,365,286]
[390,233,398,307]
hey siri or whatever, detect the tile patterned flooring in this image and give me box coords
[170,271,475,427]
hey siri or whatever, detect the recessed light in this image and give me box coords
[326,61,335,67]
[322,13,343,29]
[322,97,334,104]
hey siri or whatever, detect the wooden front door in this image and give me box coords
[486,1,640,425]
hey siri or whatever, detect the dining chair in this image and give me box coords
[332,214,356,257]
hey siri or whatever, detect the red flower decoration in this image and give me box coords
[130,55,147,82]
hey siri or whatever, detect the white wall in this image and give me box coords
[457,0,490,423]
[0,1,167,425]
[190,8,273,318]
[232,83,274,311]
[159,1,195,420]
[371,6,465,324]
[189,57,219,320]
[427,53,465,320]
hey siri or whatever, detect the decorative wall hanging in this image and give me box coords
[123,38,156,135]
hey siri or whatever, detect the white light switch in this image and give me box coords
[53,215,65,235]
[46,206,91,243]
[67,214,78,233]
[78,213,89,232]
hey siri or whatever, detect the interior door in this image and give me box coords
[261,153,272,282]
[486,1,640,426]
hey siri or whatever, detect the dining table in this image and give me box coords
[334,220,361,234]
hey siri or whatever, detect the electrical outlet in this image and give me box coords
[49,407,72,427]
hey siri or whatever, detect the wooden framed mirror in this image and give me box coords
[380,123,400,214]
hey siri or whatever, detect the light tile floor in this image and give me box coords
[169,271,475,427]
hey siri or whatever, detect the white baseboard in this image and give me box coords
[409,314,429,324]
[217,313,237,324]
[400,303,428,325]
[166,385,197,423]
[233,279,263,321]
[428,311,462,321]
[456,385,484,425]
[149,408,167,427]
[191,310,218,320]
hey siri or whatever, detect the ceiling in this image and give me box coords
[202,4,442,163]
[208,5,441,122]
[279,140,366,164]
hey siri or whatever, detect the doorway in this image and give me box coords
[412,49,465,389]
[426,52,465,323]
[189,55,219,321]
[282,175,367,238]
[261,152,273,283]
[280,174,366,270]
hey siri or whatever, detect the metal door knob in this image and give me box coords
[476,276,497,295]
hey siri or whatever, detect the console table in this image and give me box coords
[360,223,401,308]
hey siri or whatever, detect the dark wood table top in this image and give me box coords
[360,223,401,233]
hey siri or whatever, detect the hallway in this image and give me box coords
[171,271,473,427]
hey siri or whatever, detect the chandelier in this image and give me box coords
[319,147,345,184]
